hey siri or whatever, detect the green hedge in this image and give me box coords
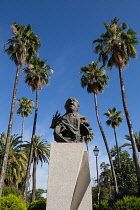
[0,194,27,210]
[113,196,140,210]
[93,200,111,210]
[28,200,46,210]
[93,196,140,210]
[2,187,22,197]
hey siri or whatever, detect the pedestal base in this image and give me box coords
[46,143,92,210]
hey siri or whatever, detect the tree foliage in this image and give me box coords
[17,97,34,118]
[0,133,27,187]
[104,107,123,129]
[80,61,109,94]
[80,61,118,194]
[93,17,138,70]
[24,56,51,91]
[111,146,138,194]
[93,17,140,193]
[5,23,40,67]
[0,194,27,210]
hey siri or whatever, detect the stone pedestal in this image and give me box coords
[46,143,92,210]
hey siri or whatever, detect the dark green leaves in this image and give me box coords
[93,17,139,69]
[80,62,109,94]
[24,56,51,91]
[4,23,40,67]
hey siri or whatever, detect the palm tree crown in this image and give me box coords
[84,128,94,151]
[80,61,109,94]
[17,97,34,142]
[122,132,140,152]
[22,135,50,164]
[0,133,27,187]
[17,97,34,118]
[104,107,123,129]
[4,23,40,67]
[93,17,138,69]
[24,56,51,91]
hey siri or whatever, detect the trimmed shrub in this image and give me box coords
[2,187,22,197]
[93,200,111,210]
[0,194,27,210]
[28,200,46,210]
[113,196,140,210]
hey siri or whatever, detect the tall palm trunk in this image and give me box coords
[118,67,140,192]
[114,128,124,186]
[21,116,24,144]
[23,90,39,200]
[0,65,21,197]
[113,128,121,169]
[19,116,24,151]
[32,157,37,202]
[93,93,118,195]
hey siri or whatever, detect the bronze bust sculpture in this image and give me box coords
[50,97,90,143]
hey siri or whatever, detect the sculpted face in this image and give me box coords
[65,97,80,113]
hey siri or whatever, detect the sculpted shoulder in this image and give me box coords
[50,97,90,143]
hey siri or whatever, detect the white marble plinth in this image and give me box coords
[46,143,92,210]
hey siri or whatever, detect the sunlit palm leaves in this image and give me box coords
[84,128,94,151]
[80,61,109,94]
[17,97,34,141]
[17,97,34,118]
[24,56,51,91]
[122,132,140,151]
[104,107,123,129]
[4,23,40,67]
[0,133,27,187]
[93,17,138,70]
[22,136,50,165]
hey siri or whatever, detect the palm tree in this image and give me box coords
[0,23,40,197]
[84,128,94,151]
[0,133,27,188]
[80,61,118,195]
[122,132,140,153]
[93,17,140,193]
[22,135,50,202]
[17,97,34,142]
[23,56,51,200]
[104,107,123,168]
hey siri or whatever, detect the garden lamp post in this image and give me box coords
[93,146,100,202]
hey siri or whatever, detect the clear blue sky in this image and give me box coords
[0,0,140,189]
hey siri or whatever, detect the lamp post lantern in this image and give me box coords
[93,146,100,202]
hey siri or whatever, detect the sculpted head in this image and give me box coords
[65,97,80,113]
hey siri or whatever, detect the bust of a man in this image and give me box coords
[50,97,90,143]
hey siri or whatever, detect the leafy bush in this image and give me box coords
[93,200,111,210]
[28,200,46,210]
[113,196,140,210]
[0,194,27,210]
[27,189,46,202]
[2,186,22,197]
